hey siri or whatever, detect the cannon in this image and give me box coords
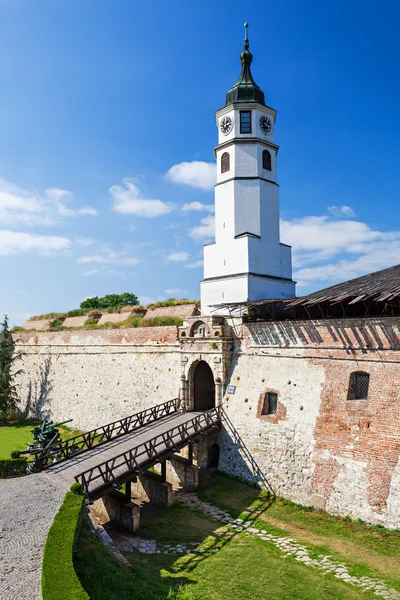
[21,418,73,454]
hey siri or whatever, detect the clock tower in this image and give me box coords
[200,24,296,314]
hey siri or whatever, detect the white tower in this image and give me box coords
[201,25,296,315]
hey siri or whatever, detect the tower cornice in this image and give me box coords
[216,103,276,122]
[214,137,279,158]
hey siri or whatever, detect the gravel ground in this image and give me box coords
[0,474,65,600]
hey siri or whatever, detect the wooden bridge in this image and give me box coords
[34,399,221,501]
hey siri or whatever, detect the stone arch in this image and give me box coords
[190,320,211,338]
[188,360,215,411]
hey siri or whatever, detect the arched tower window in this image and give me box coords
[348,371,370,400]
[262,149,272,171]
[221,152,230,173]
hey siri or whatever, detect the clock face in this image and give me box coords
[220,115,233,135]
[259,115,272,134]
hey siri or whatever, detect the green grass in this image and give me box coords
[0,421,40,458]
[74,472,400,599]
[75,509,377,600]
[42,489,88,600]
[198,472,400,560]
[0,420,84,459]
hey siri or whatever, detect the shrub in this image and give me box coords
[66,309,88,317]
[140,316,183,327]
[147,298,199,309]
[10,326,25,332]
[83,318,100,327]
[42,491,89,600]
[29,313,67,321]
[0,457,28,477]
[49,319,65,331]
[70,482,84,496]
[11,450,21,459]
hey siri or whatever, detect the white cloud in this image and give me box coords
[78,207,98,216]
[182,202,214,213]
[0,230,71,256]
[0,179,97,226]
[78,251,139,266]
[110,178,175,217]
[166,161,216,191]
[82,267,128,278]
[185,260,203,269]
[45,188,73,201]
[189,214,215,242]
[164,288,188,295]
[281,212,400,287]
[328,205,355,218]
[166,251,189,262]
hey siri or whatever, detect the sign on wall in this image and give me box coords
[227,384,236,395]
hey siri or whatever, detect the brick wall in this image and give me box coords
[219,317,400,529]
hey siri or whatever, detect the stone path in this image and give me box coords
[0,474,65,600]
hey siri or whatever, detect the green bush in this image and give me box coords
[66,309,88,317]
[29,312,67,321]
[10,450,20,459]
[42,490,89,600]
[49,319,65,330]
[147,298,199,309]
[140,316,183,327]
[0,457,27,477]
[70,482,84,496]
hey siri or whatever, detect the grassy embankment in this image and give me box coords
[74,472,400,600]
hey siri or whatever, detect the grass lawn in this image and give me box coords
[74,472,400,600]
[0,419,83,459]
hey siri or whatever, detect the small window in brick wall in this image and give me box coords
[262,392,278,415]
[348,371,370,400]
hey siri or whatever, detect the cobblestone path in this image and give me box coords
[0,475,65,600]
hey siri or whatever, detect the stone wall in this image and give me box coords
[12,316,400,528]
[218,318,400,529]
[12,327,180,431]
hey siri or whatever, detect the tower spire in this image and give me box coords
[225,22,266,106]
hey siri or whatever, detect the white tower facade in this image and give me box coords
[201,27,295,314]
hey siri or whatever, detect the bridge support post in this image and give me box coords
[131,471,173,507]
[91,490,140,534]
[165,454,199,491]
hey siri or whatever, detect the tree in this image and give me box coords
[0,315,22,423]
[80,292,139,310]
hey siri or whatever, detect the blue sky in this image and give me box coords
[1,0,400,324]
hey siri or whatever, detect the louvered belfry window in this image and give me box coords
[262,392,278,415]
[221,152,230,173]
[348,372,370,400]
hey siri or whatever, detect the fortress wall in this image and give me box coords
[12,317,400,528]
[12,327,181,431]
[218,318,400,529]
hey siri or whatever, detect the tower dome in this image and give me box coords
[225,23,266,106]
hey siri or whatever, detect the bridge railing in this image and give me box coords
[74,407,221,500]
[30,397,180,472]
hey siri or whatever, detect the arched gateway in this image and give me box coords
[193,361,215,411]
